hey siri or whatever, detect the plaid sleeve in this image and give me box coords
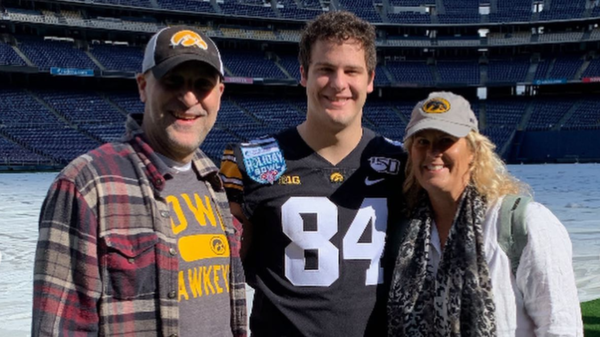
[32,178,101,336]
[219,144,244,204]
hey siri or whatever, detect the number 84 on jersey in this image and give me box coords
[282,197,387,287]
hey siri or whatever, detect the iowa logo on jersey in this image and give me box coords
[170,30,208,49]
[330,172,344,183]
[422,97,450,114]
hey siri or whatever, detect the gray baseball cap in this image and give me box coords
[142,25,224,79]
[404,91,478,141]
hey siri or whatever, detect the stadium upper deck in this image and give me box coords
[1,1,600,168]
[3,0,600,25]
[1,35,600,88]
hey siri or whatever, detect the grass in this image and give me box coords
[583,298,600,336]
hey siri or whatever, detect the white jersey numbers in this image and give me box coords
[343,198,387,285]
[281,197,388,287]
[282,197,339,286]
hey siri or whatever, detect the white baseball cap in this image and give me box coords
[404,91,479,141]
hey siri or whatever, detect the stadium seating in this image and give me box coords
[217,99,263,128]
[0,41,26,66]
[487,32,532,46]
[363,101,406,140]
[3,126,99,163]
[60,10,87,26]
[485,99,527,127]
[592,5,600,19]
[277,29,302,42]
[231,97,305,127]
[0,89,63,126]
[548,56,583,80]
[539,0,585,21]
[105,92,145,114]
[218,0,277,18]
[487,57,530,83]
[394,100,417,121]
[481,126,513,150]
[80,124,126,143]
[5,7,45,24]
[3,0,600,168]
[277,54,302,82]
[387,12,431,24]
[201,127,241,160]
[388,0,435,5]
[373,65,391,86]
[337,0,383,23]
[582,58,600,78]
[533,59,551,80]
[484,99,526,149]
[538,31,584,43]
[563,98,600,130]
[221,50,288,79]
[156,0,216,13]
[386,36,431,47]
[0,136,49,165]
[437,0,481,24]
[277,0,324,20]
[437,60,480,85]
[33,90,126,126]
[87,0,153,9]
[526,99,573,131]
[385,61,435,85]
[488,0,532,23]
[89,44,143,72]
[16,36,98,71]
[437,36,480,47]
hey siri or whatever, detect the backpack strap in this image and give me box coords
[497,195,532,275]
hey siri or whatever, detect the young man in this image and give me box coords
[32,26,246,337]
[220,12,405,336]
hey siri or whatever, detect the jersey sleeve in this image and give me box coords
[219,143,245,204]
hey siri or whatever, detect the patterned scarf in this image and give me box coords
[387,185,496,337]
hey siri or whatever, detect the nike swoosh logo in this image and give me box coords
[364,177,385,186]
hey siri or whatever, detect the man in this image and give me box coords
[220,12,405,336]
[32,26,246,337]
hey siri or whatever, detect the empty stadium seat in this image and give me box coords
[89,44,143,72]
[0,41,26,66]
[17,36,98,71]
[221,50,288,79]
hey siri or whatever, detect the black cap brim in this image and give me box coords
[151,54,222,79]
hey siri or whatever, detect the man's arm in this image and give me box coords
[220,145,253,261]
[32,178,101,336]
[228,201,253,261]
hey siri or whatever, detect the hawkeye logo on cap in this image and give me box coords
[170,30,208,49]
[423,98,451,114]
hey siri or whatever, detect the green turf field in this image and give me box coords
[583,299,600,336]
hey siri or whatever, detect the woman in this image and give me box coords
[387,92,583,336]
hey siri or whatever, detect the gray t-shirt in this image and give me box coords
[163,168,233,337]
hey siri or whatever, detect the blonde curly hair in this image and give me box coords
[403,130,530,208]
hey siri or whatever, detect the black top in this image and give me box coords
[228,127,406,337]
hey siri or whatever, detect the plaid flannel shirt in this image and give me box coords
[32,114,247,337]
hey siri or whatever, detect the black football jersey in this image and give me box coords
[220,127,406,337]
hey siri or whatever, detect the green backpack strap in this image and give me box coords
[497,194,532,276]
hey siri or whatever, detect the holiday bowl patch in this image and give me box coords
[241,138,286,184]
